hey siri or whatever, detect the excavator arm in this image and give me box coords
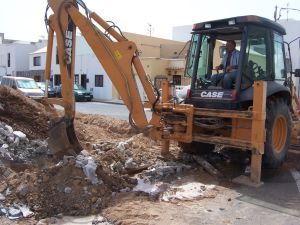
[44,0,193,157]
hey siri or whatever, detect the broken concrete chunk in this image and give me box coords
[18,205,34,218]
[13,137,20,147]
[1,144,9,149]
[4,125,13,134]
[6,136,14,144]
[0,128,10,137]
[117,142,129,151]
[0,207,7,216]
[13,131,27,140]
[0,193,5,201]
[125,158,137,169]
[81,149,90,156]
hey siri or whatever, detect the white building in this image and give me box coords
[29,35,113,100]
[278,19,300,96]
[0,33,47,78]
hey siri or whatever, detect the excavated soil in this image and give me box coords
[0,86,167,219]
[0,86,50,139]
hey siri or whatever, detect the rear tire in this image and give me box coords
[179,141,214,155]
[263,98,292,168]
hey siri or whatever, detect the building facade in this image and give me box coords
[29,32,188,101]
[0,33,46,78]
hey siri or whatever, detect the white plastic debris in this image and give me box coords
[82,158,100,185]
[161,182,216,202]
[8,207,22,219]
[132,178,160,195]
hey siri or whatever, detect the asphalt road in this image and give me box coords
[75,101,152,121]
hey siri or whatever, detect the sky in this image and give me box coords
[0,0,300,42]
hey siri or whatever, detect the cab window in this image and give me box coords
[273,32,285,80]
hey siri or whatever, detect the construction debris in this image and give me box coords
[192,155,222,177]
[0,86,219,223]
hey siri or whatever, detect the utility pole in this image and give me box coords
[147,23,153,37]
[274,5,300,22]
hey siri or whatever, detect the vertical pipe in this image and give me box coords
[45,26,54,97]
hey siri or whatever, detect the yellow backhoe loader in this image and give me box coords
[44,0,300,186]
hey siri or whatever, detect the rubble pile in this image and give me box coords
[0,86,217,223]
[0,122,51,169]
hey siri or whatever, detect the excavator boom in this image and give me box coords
[44,0,193,157]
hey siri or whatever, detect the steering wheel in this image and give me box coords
[248,60,259,74]
[196,77,210,88]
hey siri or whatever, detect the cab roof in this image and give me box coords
[192,15,286,35]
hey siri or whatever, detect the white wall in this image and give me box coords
[0,45,7,76]
[75,54,112,100]
[172,25,193,42]
[0,42,43,76]
[279,19,300,96]
[15,44,37,71]
[29,52,46,71]
[32,35,113,100]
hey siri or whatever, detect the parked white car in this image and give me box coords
[176,85,190,102]
[1,76,44,99]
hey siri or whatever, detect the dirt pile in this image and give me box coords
[0,86,51,139]
[0,87,160,219]
[0,86,215,223]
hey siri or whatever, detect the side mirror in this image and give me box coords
[294,69,300,77]
[12,85,17,89]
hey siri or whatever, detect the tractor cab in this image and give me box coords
[185,15,289,110]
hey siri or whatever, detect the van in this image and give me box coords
[1,76,44,99]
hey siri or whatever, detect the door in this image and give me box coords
[81,74,87,88]
[173,75,181,85]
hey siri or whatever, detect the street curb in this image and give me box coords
[91,99,124,105]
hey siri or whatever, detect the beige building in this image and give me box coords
[112,32,190,100]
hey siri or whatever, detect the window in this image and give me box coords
[95,75,103,87]
[185,34,200,77]
[74,74,79,84]
[273,33,285,80]
[16,79,39,89]
[173,75,181,85]
[33,56,41,66]
[7,53,10,67]
[243,26,271,82]
[54,74,61,86]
